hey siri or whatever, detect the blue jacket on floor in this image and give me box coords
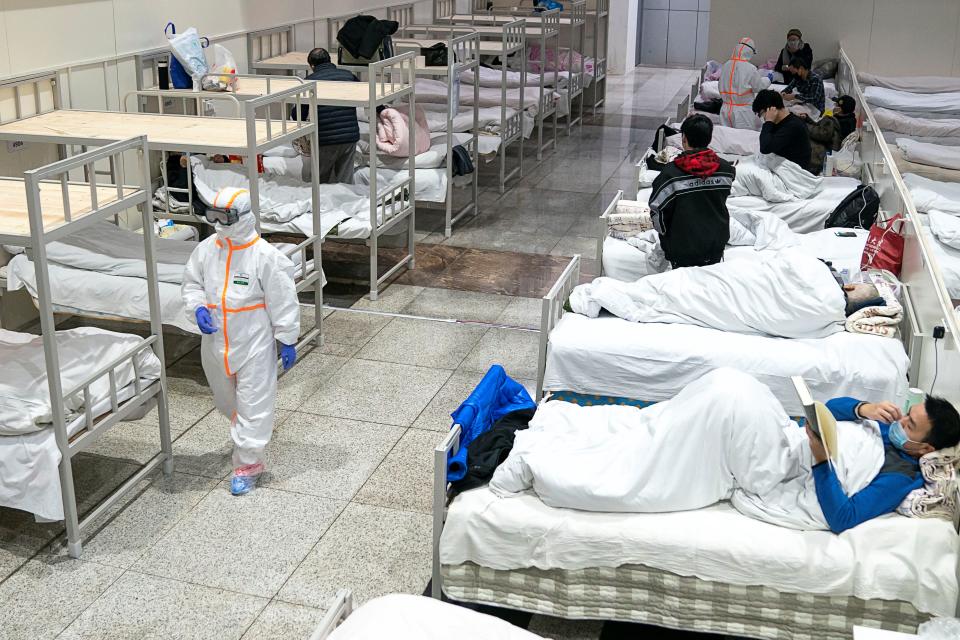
[812,397,924,534]
[448,365,535,482]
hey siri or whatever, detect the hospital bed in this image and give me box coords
[346,32,482,238]
[433,0,609,116]
[308,589,545,640]
[0,136,172,559]
[395,22,528,194]
[0,72,326,351]
[431,407,959,639]
[837,45,960,400]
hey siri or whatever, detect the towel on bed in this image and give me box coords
[731,155,824,202]
[377,106,431,158]
[606,201,653,239]
[897,446,959,521]
[569,248,846,339]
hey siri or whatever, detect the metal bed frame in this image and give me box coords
[248,24,301,74]
[308,589,354,640]
[435,0,607,116]
[348,32,482,238]
[0,74,325,357]
[398,21,527,194]
[0,135,172,559]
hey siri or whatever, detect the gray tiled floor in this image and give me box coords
[0,68,690,639]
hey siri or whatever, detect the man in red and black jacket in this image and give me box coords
[649,115,737,269]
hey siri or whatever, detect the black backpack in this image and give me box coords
[825,185,880,229]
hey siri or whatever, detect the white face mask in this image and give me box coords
[787,39,801,52]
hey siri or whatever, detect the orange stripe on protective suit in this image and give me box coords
[214,235,262,377]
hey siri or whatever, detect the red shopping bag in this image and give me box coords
[861,213,905,276]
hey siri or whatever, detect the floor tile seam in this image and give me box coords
[329,307,541,334]
[276,354,353,414]
[109,564,276,603]
[51,562,130,639]
[345,497,433,519]
[346,425,412,499]
[237,597,275,640]
[271,415,407,443]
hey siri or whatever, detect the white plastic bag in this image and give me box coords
[201,44,238,92]
[168,27,208,90]
[919,617,960,638]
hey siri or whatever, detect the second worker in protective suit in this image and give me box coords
[182,187,300,496]
[719,37,771,130]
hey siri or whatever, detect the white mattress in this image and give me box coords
[542,314,909,415]
[700,79,837,102]
[904,173,960,215]
[328,594,544,639]
[6,255,195,334]
[897,138,960,171]
[865,86,960,116]
[874,107,960,140]
[858,73,960,94]
[440,486,959,617]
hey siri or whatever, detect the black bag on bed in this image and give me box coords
[825,185,880,229]
[422,43,449,67]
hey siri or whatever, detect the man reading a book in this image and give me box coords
[807,396,960,533]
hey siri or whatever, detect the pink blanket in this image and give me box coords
[376,106,431,158]
[527,45,594,75]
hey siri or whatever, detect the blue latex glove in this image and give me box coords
[195,307,217,334]
[280,343,296,370]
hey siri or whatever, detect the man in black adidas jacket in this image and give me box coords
[294,48,361,184]
[649,114,737,269]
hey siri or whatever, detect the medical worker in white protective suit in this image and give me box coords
[719,37,771,130]
[182,187,300,495]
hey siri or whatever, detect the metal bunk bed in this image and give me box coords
[437,1,587,136]
[343,32,482,238]
[396,21,526,194]
[0,135,172,559]
[0,77,326,355]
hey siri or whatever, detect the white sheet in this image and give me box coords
[865,86,960,116]
[898,137,960,171]
[542,314,909,415]
[440,486,959,617]
[666,123,760,157]
[700,79,837,101]
[492,370,882,532]
[415,78,554,113]
[928,209,960,250]
[726,176,861,233]
[6,255,196,334]
[459,65,545,89]
[903,173,960,215]
[731,155,824,202]
[917,213,960,299]
[328,594,544,639]
[858,73,960,94]
[874,107,960,139]
[573,249,845,339]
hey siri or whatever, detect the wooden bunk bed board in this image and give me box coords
[441,14,578,25]
[394,37,515,56]
[232,76,304,96]
[256,51,311,69]
[314,80,411,104]
[0,177,135,237]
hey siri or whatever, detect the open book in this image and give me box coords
[792,376,840,464]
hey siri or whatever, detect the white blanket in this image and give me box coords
[414,78,552,113]
[666,124,760,157]
[865,86,960,116]
[726,176,862,233]
[0,327,161,436]
[459,65,544,89]
[542,314,909,415]
[858,73,960,94]
[928,209,960,250]
[572,249,845,339]
[701,80,837,102]
[38,222,194,284]
[898,137,960,171]
[903,172,960,215]
[491,369,883,531]
[730,155,824,202]
[874,107,960,139]
[328,595,544,640]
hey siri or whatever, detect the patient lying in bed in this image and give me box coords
[490,368,960,533]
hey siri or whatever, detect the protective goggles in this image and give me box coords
[205,208,241,226]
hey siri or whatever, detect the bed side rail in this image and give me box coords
[133,48,170,92]
[434,0,456,20]
[450,32,481,73]
[198,73,305,96]
[432,424,463,599]
[536,255,581,398]
[121,89,242,117]
[308,589,353,640]
[675,92,690,123]
[596,189,624,270]
[571,0,587,25]
[503,18,526,54]
[387,3,417,28]
[368,52,417,107]
[17,136,150,246]
[244,82,318,151]
[0,72,59,125]
[326,12,362,49]
[540,6,560,35]
[247,24,296,69]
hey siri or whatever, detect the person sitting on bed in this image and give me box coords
[753,89,813,172]
[781,56,826,119]
[292,48,361,184]
[648,114,736,269]
[834,95,858,140]
[773,28,813,84]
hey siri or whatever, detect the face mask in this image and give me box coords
[787,39,801,52]
[888,420,918,452]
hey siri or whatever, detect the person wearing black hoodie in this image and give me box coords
[649,114,737,269]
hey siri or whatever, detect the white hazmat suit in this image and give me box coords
[719,37,771,130]
[182,213,300,470]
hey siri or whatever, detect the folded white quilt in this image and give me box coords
[898,137,960,171]
[903,172,960,215]
[40,222,195,284]
[414,78,549,112]
[858,73,960,94]
[666,123,760,157]
[929,209,960,248]
[874,107,960,139]
[459,65,542,88]
[490,368,884,531]
[571,248,845,339]
[0,327,162,436]
[865,86,960,116]
[731,155,824,202]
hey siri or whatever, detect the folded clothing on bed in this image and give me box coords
[845,284,902,339]
[897,445,959,521]
[376,106,431,158]
[0,327,162,436]
[571,248,846,339]
[491,368,883,532]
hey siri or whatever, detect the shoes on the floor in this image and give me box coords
[230,463,264,496]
